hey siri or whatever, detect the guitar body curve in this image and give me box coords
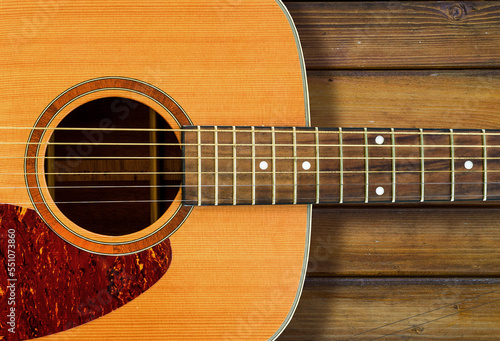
[0,1,310,340]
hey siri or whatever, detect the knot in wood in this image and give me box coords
[411,326,425,334]
[448,3,467,21]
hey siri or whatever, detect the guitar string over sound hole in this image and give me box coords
[44,97,183,236]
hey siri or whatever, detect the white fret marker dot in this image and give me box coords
[376,187,385,196]
[464,160,474,170]
[302,161,312,170]
[259,161,268,170]
[375,135,385,145]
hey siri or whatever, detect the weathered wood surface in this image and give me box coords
[286,1,500,69]
[282,278,500,340]
[281,1,500,340]
[308,206,500,277]
[308,70,500,129]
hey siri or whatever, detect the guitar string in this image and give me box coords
[11,169,500,175]
[2,126,500,136]
[3,155,500,160]
[11,177,497,204]
[6,141,500,148]
[5,190,499,206]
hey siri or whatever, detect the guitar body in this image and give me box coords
[0,1,310,340]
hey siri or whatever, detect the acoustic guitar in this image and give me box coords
[0,1,494,340]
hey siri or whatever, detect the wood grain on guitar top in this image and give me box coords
[0,1,309,340]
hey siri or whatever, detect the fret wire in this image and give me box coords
[272,127,276,205]
[483,129,488,202]
[197,126,202,207]
[251,126,256,206]
[391,128,396,203]
[315,127,320,204]
[214,126,219,206]
[339,128,344,204]
[450,129,455,202]
[293,127,298,205]
[233,126,237,205]
[364,128,369,203]
[419,128,425,202]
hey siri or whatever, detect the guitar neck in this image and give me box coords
[182,126,499,206]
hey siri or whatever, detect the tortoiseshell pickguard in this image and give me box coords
[0,204,172,340]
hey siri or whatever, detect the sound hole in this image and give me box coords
[44,97,182,236]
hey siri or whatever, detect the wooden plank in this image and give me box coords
[285,1,500,69]
[309,206,500,276]
[280,277,500,340]
[308,70,500,129]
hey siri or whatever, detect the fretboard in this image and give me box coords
[182,126,500,206]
